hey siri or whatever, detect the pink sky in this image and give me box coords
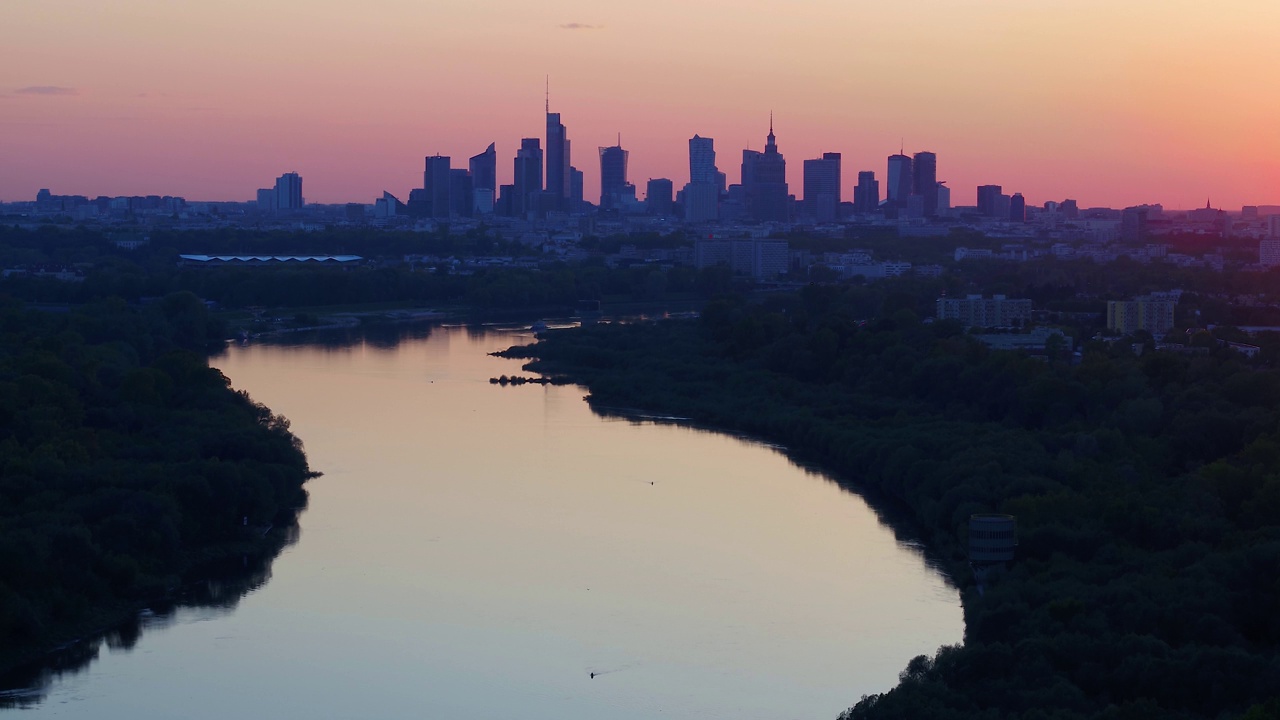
[4,0,1279,209]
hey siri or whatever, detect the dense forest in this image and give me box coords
[505,283,1280,719]
[0,293,315,673]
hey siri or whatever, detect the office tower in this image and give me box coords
[569,166,584,211]
[912,151,938,216]
[496,184,516,217]
[741,119,789,222]
[977,185,1003,216]
[1121,207,1149,241]
[424,155,452,219]
[683,181,719,222]
[256,188,275,212]
[450,169,473,218]
[854,171,879,213]
[274,172,303,212]
[803,152,841,222]
[647,178,674,216]
[936,183,951,215]
[1061,199,1079,219]
[689,135,718,185]
[599,141,629,209]
[546,107,570,209]
[514,138,543,216]
[1009,193,1026,223]
[469,143,497,214]
[886,154,912,203]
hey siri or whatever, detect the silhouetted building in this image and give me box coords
[546,109,570,210]
[937,183,951,215]
[646,178,673,216]
[886,154,912,204]
[450,169,473,218]
[599,142,629,209]
[514,139,543,217]
[424,155,452,219]
[683,181,719,222]
[689,135,719,186]
[469,143,497,214]
[274,172,303,212]
[977,185,1003,217]
[1061,199,1079,219]
[1121,206,1149,242]
[741,119,788,222]
[1009,192,1026,223]
[569,167,584,211]
[496,184,516,217]
[912,152,938,217]
[803,152,841,222]
[854,171,879,213]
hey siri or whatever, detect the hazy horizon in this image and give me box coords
[4,0,1278,209]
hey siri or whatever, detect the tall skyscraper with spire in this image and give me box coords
[741,117,788,222]
[886,150,913,204]
[545,79,570,210]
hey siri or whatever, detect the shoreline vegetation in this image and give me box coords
[0,294,316,685]
[500,286,1280,720]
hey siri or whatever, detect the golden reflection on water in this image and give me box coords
[21,324,961,720]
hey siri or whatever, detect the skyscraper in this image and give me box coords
[977,185,1003,216]
[546,105,570,209]
[450,168,473,218]
[513,138,543,217]
[599,141,629,209]
[912,151,938,217]
[424,155,451,219]
[886,153,912,203]
[469,143,497,214]
[274,172,303,212]
[569,166,584,211]
[854,171,879,213]
[689,135,718,185]
[646,178,674,216]
[741,119,788,222]
[1009,192,1026,223]
[802,152,841,222]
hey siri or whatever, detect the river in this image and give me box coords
[5,322,962,719]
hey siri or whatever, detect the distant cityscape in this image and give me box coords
[8,94,1278,234]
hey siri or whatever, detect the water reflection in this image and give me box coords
[8,322,962,720]
[0,522,303,709]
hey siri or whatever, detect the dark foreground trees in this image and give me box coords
[0,294,314,671]
[509,285,1280,719]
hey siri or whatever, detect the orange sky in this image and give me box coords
[3,0,1279,209]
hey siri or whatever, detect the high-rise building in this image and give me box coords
[683,181,719,222]
[513,138,543,217]
[424,155,451,219]
[936,183,951,215]
[689,135,718,185]
[741,119,788,222]
[1061,199,1079,219]
[599,141,629,209]
[450,169,473,218]
[646,178,674,216]
[469,143,497,214]
[546,108,570,209]
[569,166,584,211]
[274,172,303,212]
[1121,206,1149,242]
[977,185,1003,216]
[803,152,841,222]
[912,151,938,216]
[854,171,880,213]
[1107,296,1175,335]
[1009,192,1026,223]
[886,154,912,203]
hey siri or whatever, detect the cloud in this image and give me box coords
[559,23,601,30]
[15,86,78,96]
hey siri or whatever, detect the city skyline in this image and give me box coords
[3,0,1279,209]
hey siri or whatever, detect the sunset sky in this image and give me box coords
[3,0,1279,209]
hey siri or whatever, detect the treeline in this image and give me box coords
[509,283,1280,719]
[0,293,314,671]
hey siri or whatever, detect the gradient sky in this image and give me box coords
[3,0,1279,209]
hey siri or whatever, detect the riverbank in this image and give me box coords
[503,297,1280,719]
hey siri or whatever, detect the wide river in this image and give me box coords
[10,323,962,719]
